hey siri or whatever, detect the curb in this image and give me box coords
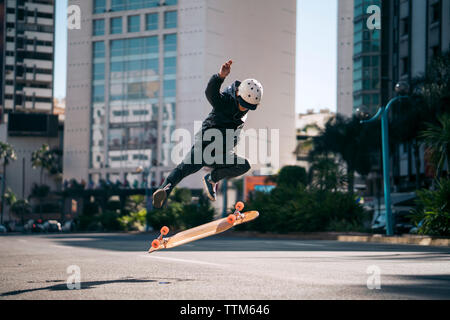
[337,234,450,247]
[225,231,450,247]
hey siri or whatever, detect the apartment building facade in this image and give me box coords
[64,0,297,190]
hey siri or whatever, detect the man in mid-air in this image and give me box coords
[152,60,264,208]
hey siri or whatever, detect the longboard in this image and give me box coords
[148,202,258,253]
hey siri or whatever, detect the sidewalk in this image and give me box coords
[225,231,450,247]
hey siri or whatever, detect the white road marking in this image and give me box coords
[264,241,325,247]
[141,255,225,267]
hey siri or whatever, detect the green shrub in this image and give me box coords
[147,189,215,231]
[118,209,147,231]
[274,165,308,188]
[98,210,122,231]
[179,194,215,229]
[236,184,367,233]
[147,202,184,230]
[414,178,450,236]
[78,210,123,232]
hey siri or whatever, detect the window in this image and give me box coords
[112,110,129,117]
[111,0,125,12]
[431,2,441,23]
[109,37,160,102]
[93,63,105,80]
[400,17,409,36]
[354,80,362,91]
[111,0,159,12]
[164,34,177,53]
[164,57,176,75]
[94,0,106,14]
[164,11,177,29]
[109,128,126,148]
[93,19,105,36]
[401,57,409,75]
[164,80,176,97]
[146,13,158,30]
[110,17,122,34]
[93,41,105,58]
[145,58,159,73]
[363,94,371,106]
[145,36,159,53]
[431,45,440,58]
[165,0,178,5]
[128,15,140,33]
[372,94,379,106]
[93,85,105,102]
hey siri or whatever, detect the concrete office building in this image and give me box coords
[295,109,335,171]
[0,0,55,112]
[382,0,450,189]
[0,0,61,222]
[64,0,297,191]
[336,0,354,118]
[383,0,450,93]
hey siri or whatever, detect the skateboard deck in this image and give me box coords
[148,210,259,253]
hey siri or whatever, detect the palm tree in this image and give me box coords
[0,142,17,224]
[311,115,378,194]
[10,200,32,225]
[31,144,62,216]
[392,52,450,188]
[420,113,450,178]
[31,144,52,186]
[308,156,345,192]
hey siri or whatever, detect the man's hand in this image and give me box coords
[219,60,232,79]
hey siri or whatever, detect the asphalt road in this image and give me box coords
[0,233,449,300]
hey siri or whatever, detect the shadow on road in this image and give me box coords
[354,274,450,300]
[1,277,194,297]
[40,233,450,255]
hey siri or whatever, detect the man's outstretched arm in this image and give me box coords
[205,60,232,107]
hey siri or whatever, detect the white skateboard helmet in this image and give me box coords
[237,79,263,110]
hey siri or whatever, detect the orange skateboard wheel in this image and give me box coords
[151,239,160,249]
[227,214,236,224]
[160,226,169,235]
[235,201,244,211]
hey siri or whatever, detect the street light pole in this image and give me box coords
[360,82,409,236]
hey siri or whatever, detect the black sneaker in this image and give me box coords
[203,174,218,201]
[152,184,171,208]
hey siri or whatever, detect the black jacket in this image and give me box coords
[202,74,248,132]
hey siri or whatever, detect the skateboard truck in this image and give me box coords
[226,201,245,224]
[151,226,170,249]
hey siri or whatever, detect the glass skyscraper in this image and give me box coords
[352,0,381,114]
[64,0,297,194]
[87,0,178,186]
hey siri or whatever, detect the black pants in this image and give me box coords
[160,131,250,195]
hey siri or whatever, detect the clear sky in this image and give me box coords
[53,0,68,100]
[53,0,338,113]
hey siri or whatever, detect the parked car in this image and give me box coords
[371,206,417,234]
[62,220,76,233]
[370,194,418,234]
[371,208,387,233]
[0,224,7,233]
[43,220,62,233]
[24,219,45,233]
